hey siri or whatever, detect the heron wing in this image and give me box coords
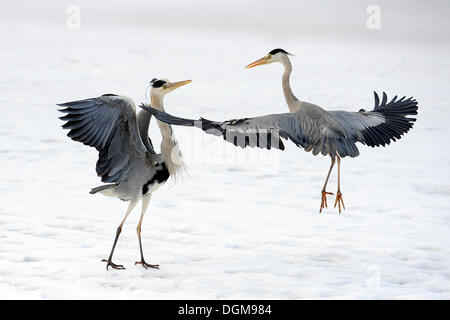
[140,91,417,158]
[329,92,418,149]
[198,113,304,150]
[140,104,319,151]
[58,94,148,183]
[136,107,157,155]
[298,92,417,157]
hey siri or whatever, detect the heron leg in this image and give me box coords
[102,200,137,270]
[135,194,159,270]
[320,157,336,213]
[334,155,346,214]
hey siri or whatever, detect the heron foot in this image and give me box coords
[135,259,159,270]
[320,190,334,213]
[101,259,126,270]
[334,191,345,214]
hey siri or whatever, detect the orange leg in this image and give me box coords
[320,157,336,213]
[334,155,346,214]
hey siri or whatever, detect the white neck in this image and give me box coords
[280,55,300,112]
[150,93,185,179]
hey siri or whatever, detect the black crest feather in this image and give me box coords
[269,48,290,55]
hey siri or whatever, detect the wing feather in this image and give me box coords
[331,92,418,149]
[140,91,417,159]
[58,95,147,182]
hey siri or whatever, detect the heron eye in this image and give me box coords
[152,80,166,88]
[163,84,168,89]
[267,54,272,60]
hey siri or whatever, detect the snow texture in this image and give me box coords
[0,1,449,299]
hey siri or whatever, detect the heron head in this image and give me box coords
[245,48,293,69]
[150,78,192,97]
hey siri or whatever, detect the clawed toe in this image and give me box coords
[135,260,159,270]
[334,191,345,214]
[320,190,346,214]
[102,259,126,270]
[320,190,334,213]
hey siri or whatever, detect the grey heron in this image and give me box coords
[58,78,191,270]
[140,49,418,214]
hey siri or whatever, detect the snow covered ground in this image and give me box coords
[0,1,449,299]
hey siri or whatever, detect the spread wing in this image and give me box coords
[140,104,315,151]
[142,106,359,157]
[330,92,418,148]
[58,94,148,182]
[140,91,417,158]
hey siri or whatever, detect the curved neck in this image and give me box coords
[150,93,184,177]
[280,56,299,112]
[150,93,172,142]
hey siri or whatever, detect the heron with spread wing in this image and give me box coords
[58,78,191,270]
[141,49,418,214]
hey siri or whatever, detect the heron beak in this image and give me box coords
[166,80,192,90]
[245,56,268,69]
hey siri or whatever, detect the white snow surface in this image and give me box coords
[0,1,449,299]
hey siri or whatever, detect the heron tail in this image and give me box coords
[89,183,117,195]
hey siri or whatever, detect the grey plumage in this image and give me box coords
[140,49,419,214]
[57,78,190,269]
[58,95,169,202]
[140,91,418,158]
[58,95,160,184]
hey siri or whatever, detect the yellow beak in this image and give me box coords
[166,80,192,90]
[245,56,268,69]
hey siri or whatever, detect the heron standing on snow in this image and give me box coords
[141,49,418,214]
[58,78,191,270]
